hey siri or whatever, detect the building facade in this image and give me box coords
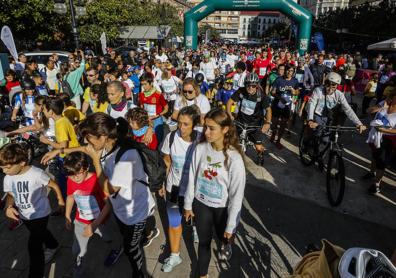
[188,0,241,42]
[239,11,281,41]
[299,0,349,18]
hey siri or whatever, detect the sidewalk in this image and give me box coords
[1,176,395,278]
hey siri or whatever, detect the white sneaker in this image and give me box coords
[219,243,232,261]
[44,246,59,264]
[161,255,182,272]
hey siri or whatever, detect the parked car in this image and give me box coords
[24,51,71,70]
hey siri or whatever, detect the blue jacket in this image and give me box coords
[130,74,140,94]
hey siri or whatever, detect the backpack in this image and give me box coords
[114,138,166,192]
[60,74,74,97]
[345,63,356,79]
[168,130,198,149]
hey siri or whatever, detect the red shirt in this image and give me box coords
[67,173,106,224]
[139,91,167,116]
[5,80,20,94]
[133,132,158,150]
[252,48,273,79]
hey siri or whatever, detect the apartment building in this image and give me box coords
[299,0,349,17]
[188,0,241,42]
[239,11,281,41]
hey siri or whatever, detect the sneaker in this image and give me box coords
[192,226,199,244]
[142,228,160,248]
[104,247,123,267]
[8,219,23,231]
[161,255,182,273]
[368,184,380,195]
[219,243,232,261]
[362,172,375,180]
[44,246,59,264]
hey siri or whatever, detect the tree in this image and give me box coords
[265,22,290,38]
[0,0,184,48]
[314,0,396,51]
[199,24,220,41]
[0,0,69,46]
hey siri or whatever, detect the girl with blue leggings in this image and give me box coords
[160,105,201,272]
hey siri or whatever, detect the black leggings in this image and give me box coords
[115,215,146,278]
[23,216,58,278]
[193,199,228,276]
[362,96,375,115]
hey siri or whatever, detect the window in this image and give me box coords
[243,18,246,23]
[228,29,238,34]
[243,31,246,36]
[263,18,266,24]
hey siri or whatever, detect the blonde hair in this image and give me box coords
[181,78,201,107]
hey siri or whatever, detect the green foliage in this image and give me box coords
[1,0,183,46]
[199,24,220,40]
[265,22,290,38]
[314,0,396,47]
[0,0,67,42]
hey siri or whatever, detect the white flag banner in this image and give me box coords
[1,26,18,62]
[100,32,107,55]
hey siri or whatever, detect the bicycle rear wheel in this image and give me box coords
[326,151,346,206]
[299,126,316,166]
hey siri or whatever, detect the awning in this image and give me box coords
[367,38,396,51]
[118,26,171,40]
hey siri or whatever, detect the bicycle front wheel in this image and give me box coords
[299,126,316,166]
[326,151,346,206]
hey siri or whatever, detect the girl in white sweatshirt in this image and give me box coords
[184,108,246,278]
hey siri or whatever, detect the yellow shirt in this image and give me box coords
[83,87,109,113]
[55,116,79,157]
[63,106,85,125]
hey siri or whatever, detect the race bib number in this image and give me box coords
[240,99,256,115]
[259,67,267,76]
[74,194,100,221]
[144,103,157,116]
[197,176,223,205]
[295,73,304,83]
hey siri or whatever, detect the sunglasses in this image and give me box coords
[247,84,257,88]
[329,82,338,86]
[87,74,96,77]
[183,90,195,94]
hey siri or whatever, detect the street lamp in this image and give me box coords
[53,0,86,49]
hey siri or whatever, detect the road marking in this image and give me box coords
[49,262,55,278]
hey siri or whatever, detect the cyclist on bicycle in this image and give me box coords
[226,72,272,164]
[307,72,366,134]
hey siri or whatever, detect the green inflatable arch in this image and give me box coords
[184,0,313,55]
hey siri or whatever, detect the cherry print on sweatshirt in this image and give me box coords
[202,156,222,180]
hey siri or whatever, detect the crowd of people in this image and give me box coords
[0,42,395,278]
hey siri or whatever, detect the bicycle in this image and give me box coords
[299,124,358,206]
[0,116,52,164]
[234,120,265,165]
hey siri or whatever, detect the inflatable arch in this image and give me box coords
[184,0,313,55]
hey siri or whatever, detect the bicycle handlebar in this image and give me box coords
[321,125,358,131]
[234,121,262,130]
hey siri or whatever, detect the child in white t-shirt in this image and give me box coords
[1,143,65,278]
